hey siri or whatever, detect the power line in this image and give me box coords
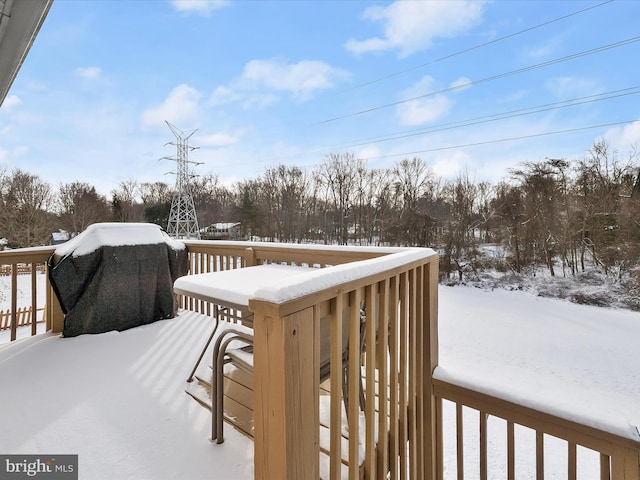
[341,0,614,93]
[316,35,640,125]
[219,88,640,170]
[362,119,640,161]
[329,86,640,150]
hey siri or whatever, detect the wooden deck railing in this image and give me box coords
[0,246,63,341]
[2,237,638,479]
[183,240,439,479]
[0,306,45,330]
[183,240,639,480]
[432,377,640,480]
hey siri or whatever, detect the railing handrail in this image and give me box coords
[249,247,437,317]
[182,239,404,268]
[0,246,56,264]
[433,376,640,452]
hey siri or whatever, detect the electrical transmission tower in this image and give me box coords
[162,121,202,239]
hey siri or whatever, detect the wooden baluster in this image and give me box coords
[377,279,390,477]
[507,421,515,480]
[568,442,577,480]
[31,263,38,335]
[364,284,377,479]
[348,289,362,480]
[399,272,408,480]
[480,412,488,480]
[10,263,17,341]
[536,431,544,480]
[329,295,343,480]
[389,275,400,480]
[456,404,464,480]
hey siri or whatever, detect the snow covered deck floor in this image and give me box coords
[0,286,639,479]
[0,310,255,480]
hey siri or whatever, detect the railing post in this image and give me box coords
[423,258,440,479]
[244,247,256,267]
[251,302,320,480]
[45,274,65,334]
[611,446,640,480]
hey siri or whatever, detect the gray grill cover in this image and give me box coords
[48,223,189,337]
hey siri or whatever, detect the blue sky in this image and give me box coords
[1,0,639,197]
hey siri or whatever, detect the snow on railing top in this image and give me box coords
[183,238,412,255]
[434,365,640,443]
[252,247,436,304]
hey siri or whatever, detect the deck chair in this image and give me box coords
[185,305,247,383]
[211,306,366,444]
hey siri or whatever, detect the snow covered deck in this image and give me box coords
[1,287,639,478]
[1,239,640,479]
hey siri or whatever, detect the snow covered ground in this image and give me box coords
[0,285,638,479]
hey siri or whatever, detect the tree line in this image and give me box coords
[1,139,638,286]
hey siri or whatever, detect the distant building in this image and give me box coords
[201,222,242,240]
[51,230,71,245]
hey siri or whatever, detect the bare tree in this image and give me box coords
[58,181,111,234]
[441,172,479,280]
[1,169,55,247]
[393,157,439,246]
[493,181,526,273]
[233,179,265,240]
[575,140,638,275]
[262,165,309,242]
[509,161,564,276]
[139,181,172,204]
[111,179,139,222]
[315,153,362,245]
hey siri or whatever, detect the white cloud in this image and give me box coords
[525,37,561,60]
[169,0,230,16]
[242,59,348,100]
[397,97,453,126]
[209,58,349,106]
[0,145,29,162]
[546,76,599,99]
[396,76,453,126]
[432,150,473,179]
[241,92,279,110]
[346,1,487,58]
[209,85,242,106]
[500,89,528,103]
[450,76,472,91]
[12,146,29,157]
[141,84,202,128]
[75,67,102,79]
[356,145,382,162]
[198,129,244,147]
[0,95,21,112]
[603,120,640,150]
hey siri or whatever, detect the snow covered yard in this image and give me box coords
[437,285,640,478]
[0,285,638,479]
